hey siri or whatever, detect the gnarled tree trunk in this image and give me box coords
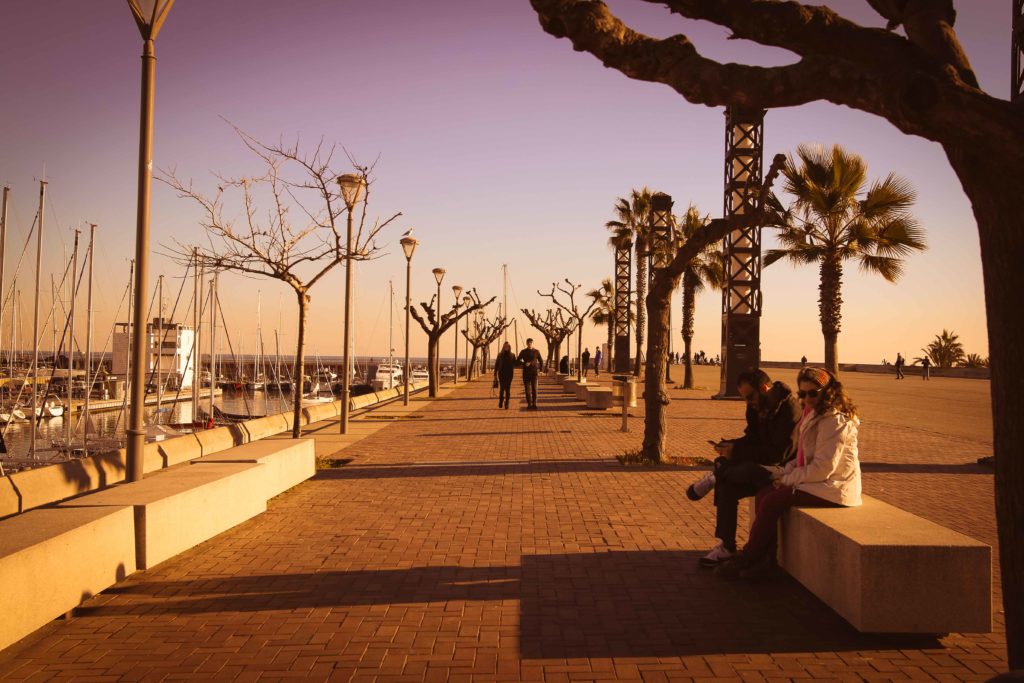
[818,251,843,374]
[427,336,440,398]
[290,290,309,438]
[681,272,697,390]
[641,268,681,462]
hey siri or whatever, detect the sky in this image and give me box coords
[0,1,1007,364]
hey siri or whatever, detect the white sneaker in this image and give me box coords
[699,543,735,568]
[686,471,716,501]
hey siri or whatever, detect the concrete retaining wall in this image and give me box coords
[760,360,990,380]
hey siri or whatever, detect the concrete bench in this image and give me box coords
[585,386,615,410]
[61,463,266,570]
[574,381,597,401]
[777,495,991,634]
[4,452,129,518]
[0,506,136,651]
[191,438,315,500]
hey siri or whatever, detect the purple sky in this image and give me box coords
[0,1,1008,363]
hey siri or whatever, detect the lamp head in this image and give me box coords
[400,236,418,261]
[336,173,367,210]
[432,268,446,285]
[452,285,463,301]
[127,0,175,41]
[462,295,472,307]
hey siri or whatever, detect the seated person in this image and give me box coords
[559,355,570,374]
[688,369,801,567]
[716,367,862,579]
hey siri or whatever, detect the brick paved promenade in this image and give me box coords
[0,366,1006,681]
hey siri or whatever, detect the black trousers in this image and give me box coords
[523,373,538,406]
[498,379,512,405]
[712,458,773,551]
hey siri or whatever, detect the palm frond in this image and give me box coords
[857,253,904,282]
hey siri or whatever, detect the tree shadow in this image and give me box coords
[77,551,941,657]
[860,462,992,475]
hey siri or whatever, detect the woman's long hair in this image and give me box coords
[798,367,857,418]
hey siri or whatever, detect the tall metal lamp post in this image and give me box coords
[126,0,175,483]
[451,285,463,383]
[432,268,445,390]
[400,235,418,405]
[462,294,472,379]
[338,173,367,434]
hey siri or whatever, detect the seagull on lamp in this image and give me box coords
[401,228,414,237]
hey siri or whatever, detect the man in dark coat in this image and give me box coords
[517,338,544,409]
[493,342,516,409]
[687,369,801,567]
[581,348,591,377]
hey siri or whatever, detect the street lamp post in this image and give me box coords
[338,173,367,435]
[462,294,471,379]
[451,285,463,383]
[432,268,445,392]
[400,236,418,406]
[126,0,175,483]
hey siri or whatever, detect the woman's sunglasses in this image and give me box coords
[797,389,821,399]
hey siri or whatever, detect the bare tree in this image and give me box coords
[539,279,601,381]
[410,289,495,397]
[522,308,576,371]
[160,126,400,437]
[530,4,1024,665]
[462,314,511,380]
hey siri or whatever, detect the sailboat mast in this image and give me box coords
[156,274,163,416]
[29,181,46,459]
[209,274,218,420]
[389,279,394,389]
[191,248,200,419]
[83,224,95,454]
[0,186,8,368]
[256,290,261,387]
[502,264,508,346]
[67,230,79,445]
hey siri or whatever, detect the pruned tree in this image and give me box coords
[160,126,400,437]
[410,288,494,396]
[530,2,1024,665]
[522,307,576,371]
[540,279,601,381]
[462,314,511,380]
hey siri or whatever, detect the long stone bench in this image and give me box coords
[61,462,266,570]
[585,386,615,410]
[191,438,315,500]
[777,495,991,634]
[0,506,136,651]
[574,381,597,402]
[3,452,129,519]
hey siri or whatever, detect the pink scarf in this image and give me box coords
[796,405,814,467]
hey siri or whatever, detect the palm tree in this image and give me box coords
[588,278,614,371]
[765,144,927,373]
[607,187,654,376]
[677,206,725,389]
[920,329,966,368]
[961,353,989,369]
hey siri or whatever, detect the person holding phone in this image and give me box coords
[688,369,802,568]
[493,342,517,409]
[716,367,862,579]
[517,338,544,410]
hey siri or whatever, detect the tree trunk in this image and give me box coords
[634,241,647,376]
[606,320,614,371]
[818,251,843,375]
[290,290,309,439]
[576,320,584,381]
[469,345,479,380]
[682,273,696,390]
[427,334,439,398]
[641,268,678,463]
[947,144,1024,669]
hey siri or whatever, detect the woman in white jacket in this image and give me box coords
[717,366,862,579]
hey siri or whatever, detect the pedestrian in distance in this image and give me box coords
[922,356,931,380]
[800,355,807,366]
[582,348,591,377]
[594,348,602,376]
[517,338,544,410]
[687,369,802,568]
[493,342,516,409]
[894,353,905,379]
[716,367,862,580]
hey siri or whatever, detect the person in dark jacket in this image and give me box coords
[558,355,570,374]
[687,368,801,567]
[493,342,516,409]
[517,338,544,409]
[581,348,591,377]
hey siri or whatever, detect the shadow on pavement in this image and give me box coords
[312,458,705,479]
[82,551,941,657]
[861,462,993,475]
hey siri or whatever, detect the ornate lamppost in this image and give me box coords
[432,268,445,388]
[338,173,367,434]
[126,0,175,483]
[400,235,418,406]
[451,285,463,384]
[462,294,472,379]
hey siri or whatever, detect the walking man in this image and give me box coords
[594,347,602,376]
[894,353,905,380]
[922,356,931,381]
[581,348,591,377]
[517,338,544,409]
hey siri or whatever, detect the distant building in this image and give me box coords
[112,318,196,389]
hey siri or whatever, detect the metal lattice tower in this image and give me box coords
[1014,0,1024,102]
[613,240,632,373]
[718,106,766,397]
